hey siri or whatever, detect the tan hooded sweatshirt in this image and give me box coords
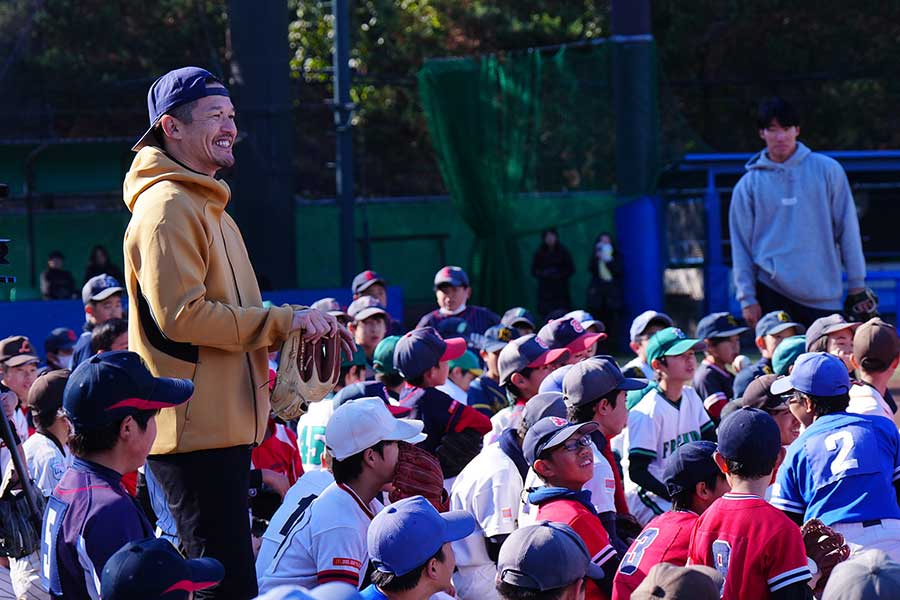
[123,147,294,454]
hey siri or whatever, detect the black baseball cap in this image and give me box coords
[101,537,224,600]
[739,374,789,412]
[64,351,194,432]
[393,327,466,380]
[133,66,229,151]
[663,441,720,497]
[45,327,78,354]
[0,336,39,368]
[352,270,386,295]
[696,312,749,340]
[562,356,646,408]
[717,407,781,473]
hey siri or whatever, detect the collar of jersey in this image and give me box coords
[337,482,376,520]
[722,492,761,500]
[72,457,124,486]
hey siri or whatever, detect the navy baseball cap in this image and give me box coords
[368,495,475,576]
[101,537,224,600]
[522,392,568,430]
[755,310,804,339]
[435,317,472,347]
[498,334,570,386]
[805,314,859,351]
[630,310,674,342]
[497,522,605,590]
[64,351,194,431]
[347,296,388,322]
[562,356,646,408]
[502,307,537,330]
[538,317,607,355]
[696,312,749,340]
[333,381,410,417]
[352,270,386,295]
[717,407,782,472]
[82,274,124,305]
[393,327,466,380]
[133,66,229,151]
[434,266,469,289]
[770,352,851,397]
[483,325,519,353]
[523,416,598,466]
[45,327,78,354]
[663,441,720,497]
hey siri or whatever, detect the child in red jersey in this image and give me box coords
[612,440,729,599]
[523,416,619,600]
[688,408,813,599]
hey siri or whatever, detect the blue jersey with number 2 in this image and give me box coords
[772,412,900,525]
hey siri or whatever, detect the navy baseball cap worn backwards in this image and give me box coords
[663,441,720,497]
[717,407,782,472]
[368,495,475,576]
[100,537,224,600]
[133,66,229,151]
[64,351,194,431]
[770,352,851,397]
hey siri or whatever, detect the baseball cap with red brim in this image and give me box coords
[393,327,467,380]
[498,334,570,386]
[63,350,194,432]
[537,318,607,355]
[101,537,224,600]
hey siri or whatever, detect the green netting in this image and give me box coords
[418,42,643,311]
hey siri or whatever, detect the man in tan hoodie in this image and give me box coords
[123,66,354,599]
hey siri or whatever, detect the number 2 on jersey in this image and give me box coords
[618,528,659,575]
[824,430,859,476]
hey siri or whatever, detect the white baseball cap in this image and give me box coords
[325,397,426,460]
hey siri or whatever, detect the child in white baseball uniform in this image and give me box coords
[625,328,716,525]
[258,398,425,592]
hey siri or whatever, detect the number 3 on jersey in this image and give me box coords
[824,430,859,476]
[618,528,659,575]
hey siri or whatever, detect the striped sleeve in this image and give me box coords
[766,518,812,592]
[771,453,807,515]
[768,565,812,592]
[314,528,367,587]
[627,409,659,460]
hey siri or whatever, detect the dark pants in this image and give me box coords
[147,446,256,600]
[756,281,837,329]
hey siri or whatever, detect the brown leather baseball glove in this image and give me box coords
[390,441,449,513]
[802,518,851,595]
[270,331,342,421]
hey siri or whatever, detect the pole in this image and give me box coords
[333,0,355,284]
[611,0,661,345]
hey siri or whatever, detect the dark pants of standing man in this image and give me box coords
[756,281,837,329]
[148,445,255,600]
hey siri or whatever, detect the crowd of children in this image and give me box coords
[2,263,900,600]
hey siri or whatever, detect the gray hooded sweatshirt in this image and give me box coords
[728,142,866,311]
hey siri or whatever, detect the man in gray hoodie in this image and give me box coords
[729,97,867,329]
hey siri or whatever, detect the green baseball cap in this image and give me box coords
[373,335,402,375]
[449,350,484,376]
[646,327,705,364]
[772,335,806,376]
[341,347,367,369]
